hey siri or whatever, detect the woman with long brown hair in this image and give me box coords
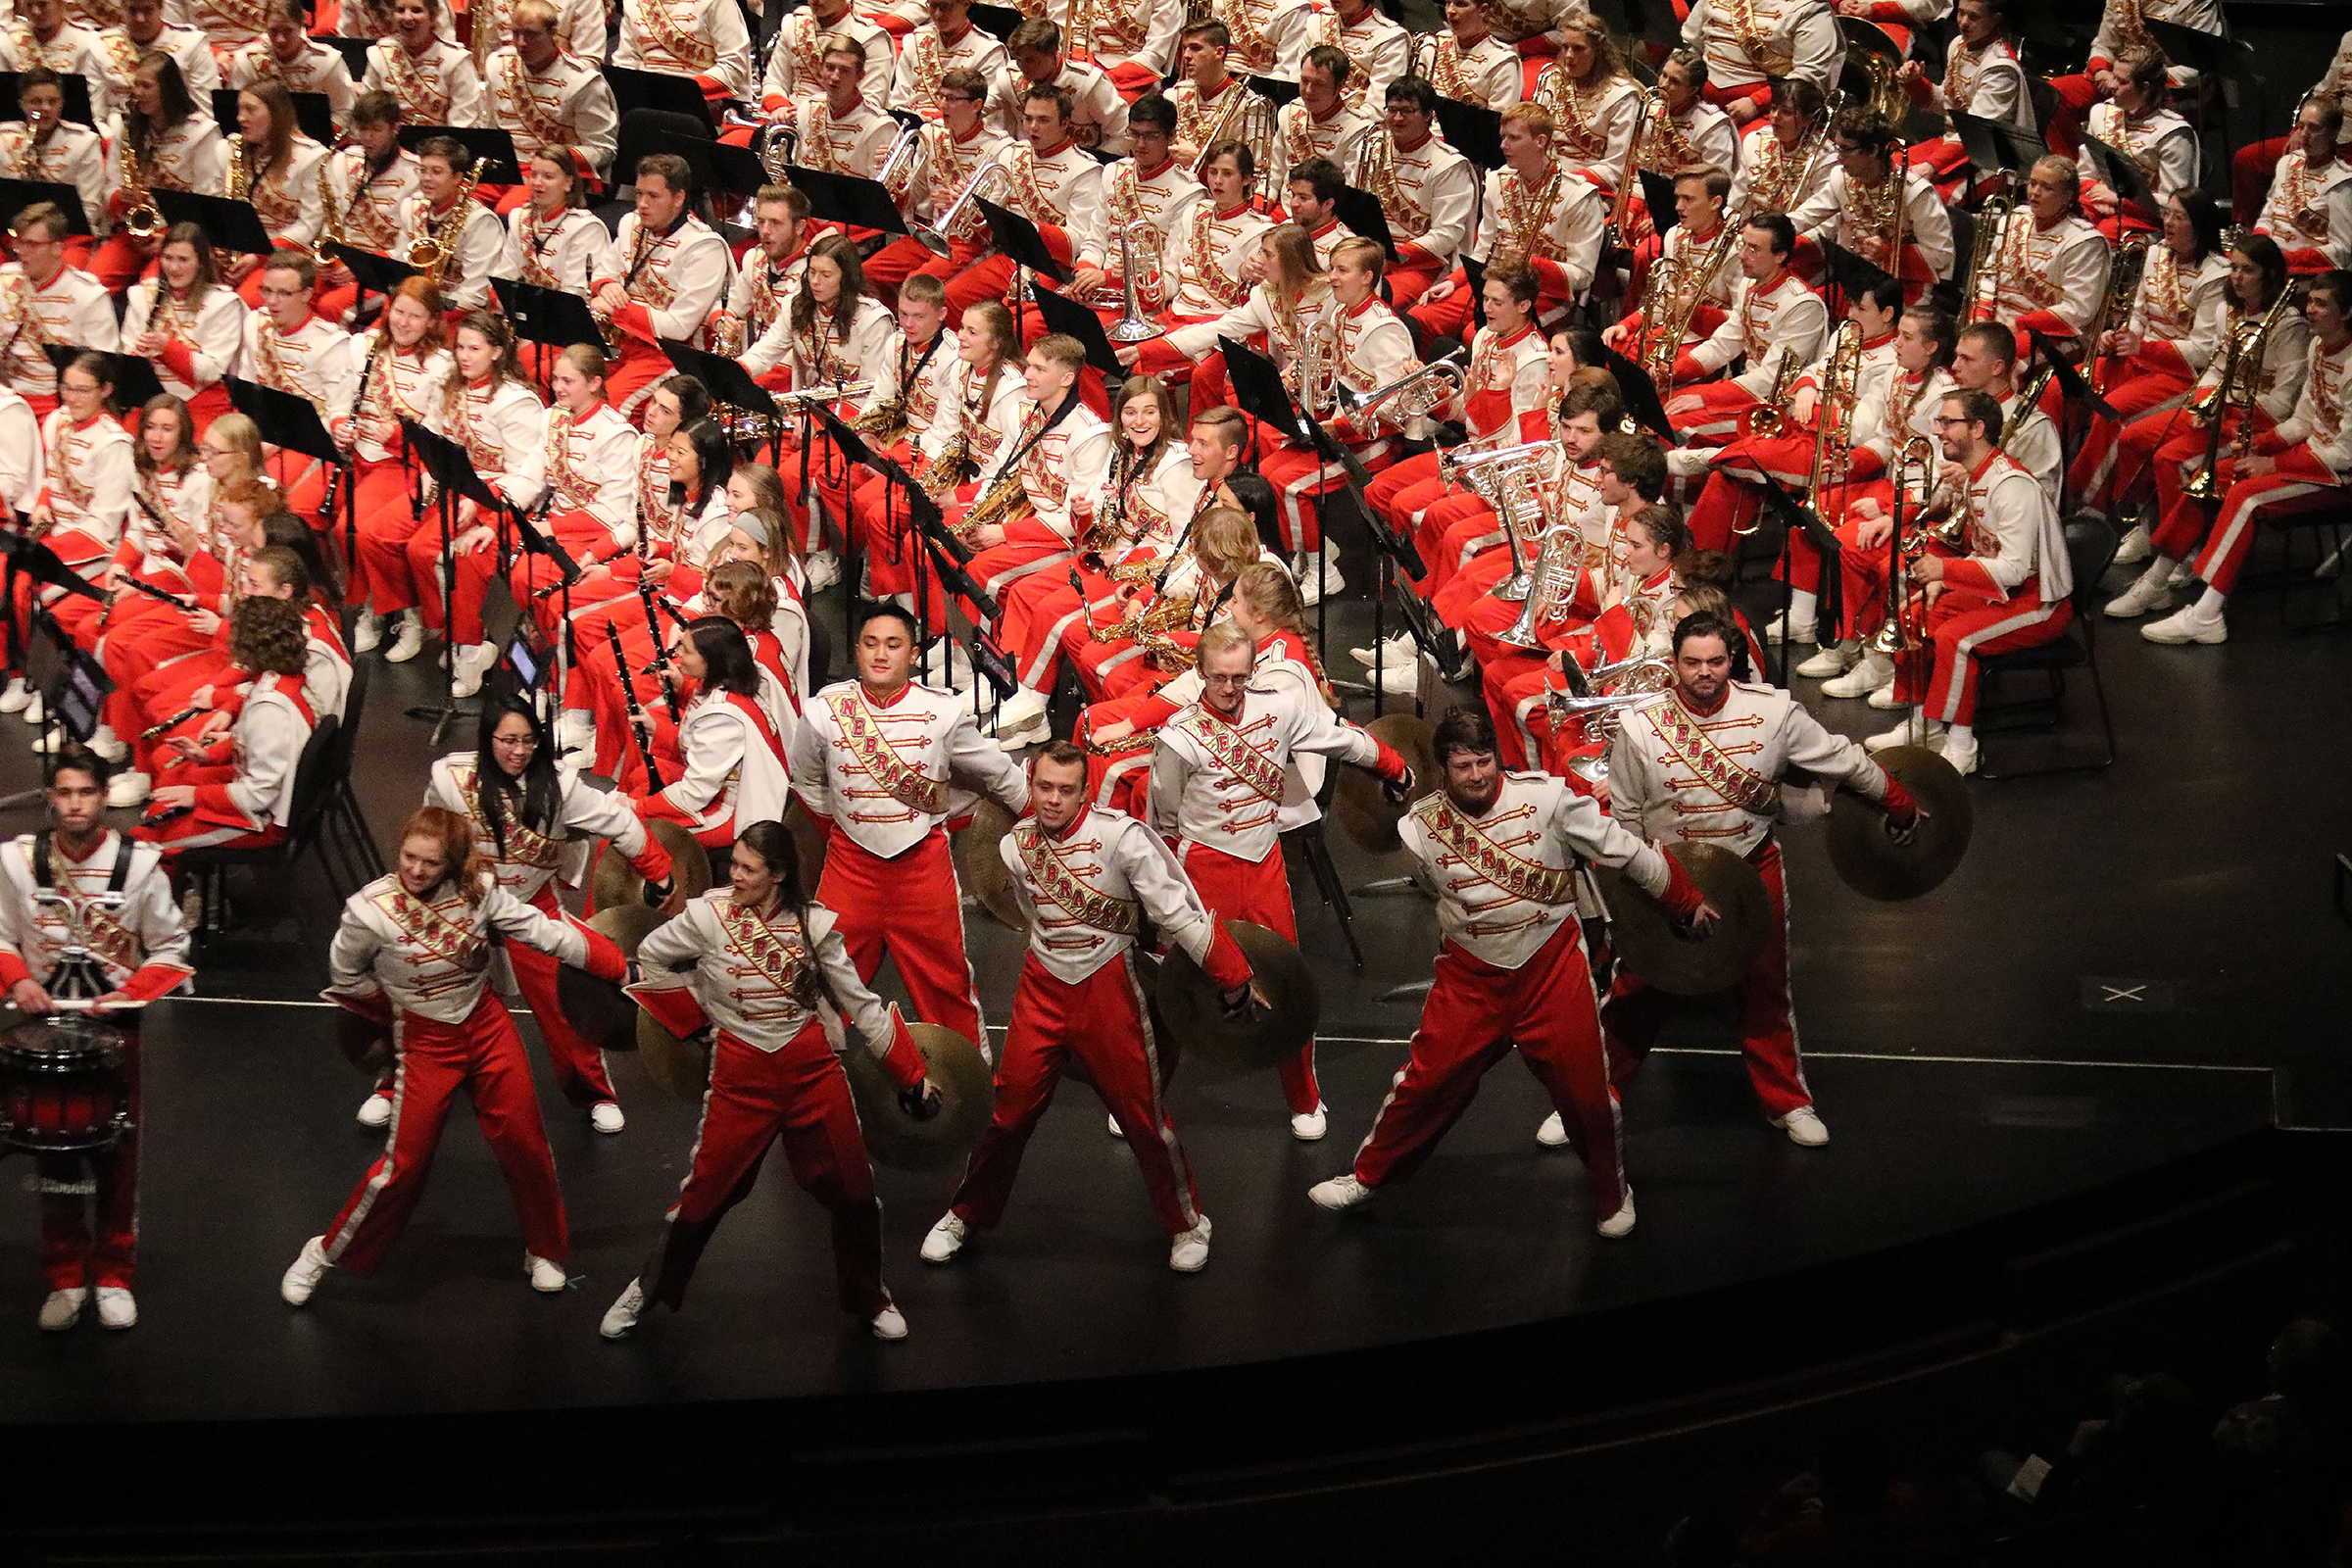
[333,277,453,660]
[224,81,330,301]
[90,54,228,291]
[1128,220,1331,412]
[507,342,643,646]
[280,803,629,1309]
[133,593,314,871]
[121,223,247,432]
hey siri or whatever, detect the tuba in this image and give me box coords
[1192,80,1278,186]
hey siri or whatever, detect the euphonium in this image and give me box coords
[1104,220,1164,344]
[1868,434,1942,658]
[1192,81,1277,185]
[1496,517,1586,646]
[120,132,163,242]
[915,146,1021,257]
[1335,347,1471,436]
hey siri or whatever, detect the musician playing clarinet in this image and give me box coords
[0,748,191,1333]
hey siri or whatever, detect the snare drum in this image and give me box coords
[0,1012,131,1154]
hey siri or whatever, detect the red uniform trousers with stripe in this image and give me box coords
[865,235,989,314]
[1666,374,1760,445]
[1410,493,1501,597]
[1687,433,1884,559]
[509,514,625,640]
[38,1030,140,1290]
[1257,423,1396,553]
[816,828,985,1052]
[950,950,1201,1234]
[320,991,570,1275]
[944,223,1076,320]
[349,454,429,613]
[604,337,673,420]
[1603,837,1809,1117]
[2068,349,2194,509]
[1179,839,1317,1114]
[1890,585,2068,725]
[952,514,1077,628]
[2165,443,2345,595]
[1352,918,1626,1220]
[407,526,497,647]
[641,1024,891,1316]
[512,883,621,1107]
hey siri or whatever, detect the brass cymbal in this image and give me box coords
[590,817,709,916]
[1152,919,1319,1072]
[555,905,668,1054]
[843,1021,995,1171]
[1825,744,1973,902]
[333,1007,392,1078]
[1331,712,1440,854]
[952,798,1026,931]
[634,1006,712,1100]
[1595,841,1772,997]
[783,797,830,889]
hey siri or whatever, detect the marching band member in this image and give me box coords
[1275,47,1374,188]
[224,1,358,131]
[1605,166,1740,358]
[920,739,1243,1275]
[782,34,899,182]
[1364,76,1477,310]
[509,344,641,625]
[604,820,937,1345]
[712,184,818,361]
[892,299,1024,610]
[23,354,132,662]
[1071,486,1262,720]
[760,0,893,118]
[1070,95,1208,332]
[1308,707,1701,1235]
[0,69,106,253]
[2069,192,2230,535]
[1648,51,1740,189]
[313,93,420,322]
[1412,102,1606,339]
[1,750,191,1333]
[612,0,752,103]
[630,617,791,847]
[362,0,485,127]
[1151,622,1411,1137]
[469,0,607,66]
[1726,78,1835,220]
[2252,95,2352,274]
[2080,48,2198,220]
[2126,269,2351,649]
[87,0,220,126]
[788,602,1030,1055]
[496,147,606,298]
[2053,0,2223,157]
[1683,0,1841,123]
[89,56,228,293]
[280,806,627,1309]
[8,0,99,77]
[415,695,673,1135]
[840,274,958,597]
[1422,0,1522,112]
[589,153,732,415]
[1664,213,1833,446]
[867,70,1006,299]
[135,593,315,868]
[1331,0,1411,109]
[1897,0,2030,190]
[0,208,114,424]
[1606,612,1916,1143]
[1953,319,2062,503]
[220,84,330,299]
[1166,23,1250,166]
[1529,15,1640,183]
[407,311,546,699]
[891,0,1009,121]
[122,226,247,433]
[946,80,1103,318]
[1789,106,1955,296]
[1258,235,1414,596]
[483,0,617,195]
[990,20,1130,156]
[1279,156,1360,270]
[390,137,505,313]
[742,232,897,394]
[334,280,452,660]
[1115,141,1277,395]
[89,399,210,802]
[243,253,357,518]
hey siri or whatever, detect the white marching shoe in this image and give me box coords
[1106,1110,1123,1138]
[20,689,44,725]
[1535,1110,1568,1148]
[1294,543,1345,607]
[82,724,126,763]
[589,1102,625,1134]
[869,1303,909,1341]
[988,685,1051,751]
[1350,630,1414,667]
[94,1286,136,1329]
[106,770,151,809]
[351,612,383,655]
[37,1287,85,1331]
[1376,656,1424,698]
[1821,651,1894,700]
[382,611,425,663]
[920,1211,970,1263]
[0,676,28,714]
[1775,1106,1831,1147]
[356,1092,392,1129]
[1761,611,1818,646]
[525,1252,568,1293]
[1597,1190,1638,1239]
[804,550,842,593]
[2111,521,2153,565]
[600,1279,645,1340]
[1308,1173,1375,1211]
[452,643,497,699]
[1167,1215,1213,1272]
[1939,730,1981,777]
[1290,1103,1328,1142]
[1866,713,1944,754]
[1795,640,1858,679]
[2141,602,2229,645]
[2104,566,2179,619]
[280,1236,331,1305]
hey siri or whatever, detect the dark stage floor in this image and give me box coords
[0,530,2339,1426]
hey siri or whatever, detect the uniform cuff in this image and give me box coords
[122,961,193,1003]
[1881,772,1918,824]
[323,985,393,1026]
[880,1007,927,1091]
[1658,851,1705,920]
[1202,921,1251,994]
[628,979,709,1038]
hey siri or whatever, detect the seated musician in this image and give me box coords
[389,139,506,316]
[841,273,957,595]
[588,154,732,417]
[336,281,453,663]
[1528,15,1640,184]
[240,252,355,522]
[1424,0,1522,112]
[712,185,819,362]
[612,0,752,103]
[2118,265,2345,650]
[1727,79,1835,220]
[1789,106,1955,301]
[316,93,420,320]
[360,0,485,127]
[1111,135,1265,384]
[122,225,247,436]
[90,54,229,294]
[1608,50,1739,264]
[507,344,642,639]
[483,0,619,211]
[223,0,357,133]
[1604,166,1740,362]
[1410,102,1606,342]
[2053,0,2226,160]
[890,0,1010,120]
[628,617,791,848]
[1896,0,2032,196]
[989,19,1131,156]
[1663,212,1832,449]
[784,34,899,182]
[1856,389,2073,777]
[1255,233,1415,600]
[1167,22,1250,168]
[1066,94,1209,341]
[2252,95,2352,275]
[1365,76,1479,310]
[760,0,893,116]
[16,353,131,665]
[1330,0,1412,106]
[135,594,316,868]
[496,147,608,299]
[2080,48,2198,227]
[865,70,1010,300]
[1680,0,1840,125]
[944,80,1103,320]
[1276,47,1376,189]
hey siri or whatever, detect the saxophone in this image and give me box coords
[120,131,163,241]
[406,164,483,285]
[225,132,252,200]
[956,446,1036,540]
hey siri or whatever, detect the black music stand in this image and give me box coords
[1028,283,1123,377]
[326,242,416,334]
[1248,75,1300,109]
[0,535,108,801]
[1819,234,1898,318]
[1332,184,1397,263]
[398,418,509,744]
[606,65,717,133]
[2081,131,2158,231]
[0,72,94,126]
[400,124,522,185]
[1757,472,1843,667]
[317,35,377,77]
[43,346,163,412]
[975,196,1075,340]
[661,337,783,459]
[1952,111,2048,188]
[1431,96,1502,171]
[494,277,609,387]
[967,2,1022,41]
[1461,253,1488,336]
[227,376,348,567]
[786,164,910,237]
[211,87,334,145]
[651,128,767,202]
[2029,323,2120,426]
[152,189,273,255]
[0,178,88,236]
[1640,168,1679,236]
[1600,341,1675,441]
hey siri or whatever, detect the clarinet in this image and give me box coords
[605,617,665,787]
[635,575,684,721]
[138,702,206,742]
[323,336,382,518]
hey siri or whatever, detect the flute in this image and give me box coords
[605,617,664,788]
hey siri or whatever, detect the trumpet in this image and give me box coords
[1335,347,1470,437]
[914,147,1021,258]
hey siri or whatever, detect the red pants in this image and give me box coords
[606,337,672,418]
[319,991,569,1275]
[2233,136,2291,226]
[1890,586,2068,725]
[1687,433,1882,557]
[2111,401,2211,519]
[944,225,1075,320]
[512,884,619,1107]
[1259,429,1395,554]
[1603,838,1808,1118]
[509,514,620,640]
[347,455,424,612]
[1353,920,1625,1220]
[38,1031,140,1290]
[949,950,1200,1234]
[1179,839,1316,1115]
[2171,445,2346,596]
[816,828,984,1051]
[640,1024,890,1317]
[407,521,498,647]
[2069,353,2193,510]
[955,514,1077,626]
[1667,377,1759,445]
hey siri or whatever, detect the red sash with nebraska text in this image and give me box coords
[1185,709,1287,806]
[1015,824,1140,935]
[1649,697,1781,816]
[1419,796,1576,906]
[827,689,950,815]
[372,887,488,969]
[715,901,819,1007]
